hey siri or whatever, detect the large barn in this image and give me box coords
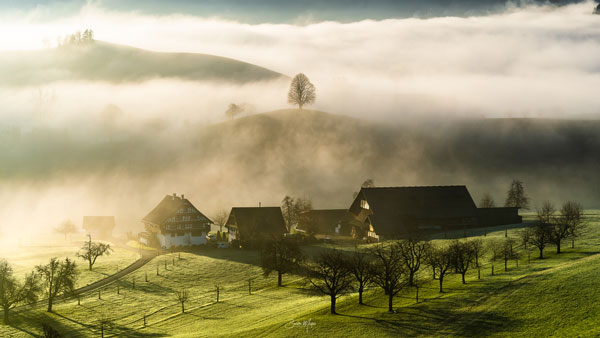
[349,185,521,240]
[225,207,287,247]
[141,193,213,249]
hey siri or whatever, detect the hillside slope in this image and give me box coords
[0,41,284,86]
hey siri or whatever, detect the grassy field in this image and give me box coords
[1,211,599,337]
[0,236,140,288]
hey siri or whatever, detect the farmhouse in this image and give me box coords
[82,216,115,240]
[296,209,363,237]
[141,193,213,249]
[349,185,521,240]
[226,207,287,245]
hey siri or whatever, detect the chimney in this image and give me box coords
[172,193,176,200]
[259,202,261,207]
[181,194,185,200]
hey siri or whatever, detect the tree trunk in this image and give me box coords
[432,266,436,279]
[89,259,93,271]
[439,277,444,292]
[3,305,9,323]
[491,263,494,276]
[504,259,508,272]
[478,267,480,280]
[358,286,363,305]
[461,273,466,284]
[330,295,336,314]
[556,240,561,254]
[539,247,544,259]
[47,297,53,312]
[181,302,184,313]
[409,270,414,286]
[572,239,574,249]
[388,293,394,312]
[277,271,282,286]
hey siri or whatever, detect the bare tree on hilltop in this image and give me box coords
[505,180,530,209]
[225,103,244,120]
[288,73,316,110]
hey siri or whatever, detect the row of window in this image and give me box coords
[176,208,197,214]
[166,224,197,230]
[167,215,203,222]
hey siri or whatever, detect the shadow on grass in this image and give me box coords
[337,304,521,337]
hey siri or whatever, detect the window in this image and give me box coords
[177,224,182,230]
[360,200,370,210]
[185,224,192,230]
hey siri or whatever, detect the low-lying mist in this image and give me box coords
[0,1,599,245]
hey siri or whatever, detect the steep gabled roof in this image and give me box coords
[352,186,478,235]
[142,194,211,225]
[82,216,115,231]
[226,207,287,237]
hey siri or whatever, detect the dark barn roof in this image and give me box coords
[226,207,287,238]
[352,186,478,236]
[82,216,115,231]
[142,194,211,225]
[297,209,362,235]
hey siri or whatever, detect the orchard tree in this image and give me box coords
[369,243,407,312]
[36,257,78,312]
[347,250,374,305]
[426,244,453,292]
[175,289,189,313]
[306,249,353,314]
[77,238,112,270]
[397,238,429,286]
[0,260,39,323]
[470,238,486,279]
[287,73,316,110]
[505,180,530,209]
[450,240,475,284]
[55,220,77,241]
[548,201,586,253]
[260,237,304,286]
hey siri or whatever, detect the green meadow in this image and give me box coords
[2,211,599,337]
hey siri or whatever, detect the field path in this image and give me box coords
[73,247,156,295]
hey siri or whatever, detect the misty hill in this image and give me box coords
[2,109,599,216]
[0,42,284,87]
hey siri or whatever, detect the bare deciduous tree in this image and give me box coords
[347,250,374,305]
[0,260,39,323]
[548,201,585,254]
[505,179,530,209]
[369,243,407,313]
[176,289,189,313]
[397,238,429,286]
[426,244,454,292]
[36,257,78,312]
[260,238,304,286]
[450,240,475,284]
[287,73,316,110]
[55,219,77,241]
[487,239,503,275]
[77,238,112,271]
[225,103,244,120]
[470,238,486,279]
[306,249,353,314]
[479,193,496,208]
[212,209,229,233]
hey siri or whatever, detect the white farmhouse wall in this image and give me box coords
[157,232,207,249]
